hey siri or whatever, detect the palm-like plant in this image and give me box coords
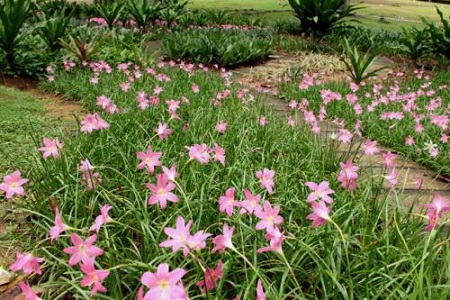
[95,1,126,30]
[0,0,31,70]
[400,27,431,64]
[341,38,386,84]
[35,10,72,52]
[422,8,450,60]
[287,0,361,38]
[58,28,104,63]
[128,0,164,32]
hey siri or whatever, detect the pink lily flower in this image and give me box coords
[0,170,28,199]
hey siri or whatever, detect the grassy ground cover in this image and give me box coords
[0,86,56,173]
[279,70,450,176]
[0,56,449,299]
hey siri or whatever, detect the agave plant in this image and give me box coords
[35,10,72,52]
[58,27,104,63]
[341,38,387,84]
[0,0,31,70]
[95,0,126,30]
[287,0,361,38]
[127,0,164,32]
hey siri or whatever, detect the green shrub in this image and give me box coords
[163,28,273,67]
[0,0,32,70]
[399,26,432,64]
[287,0,361,37]
[422,8,450,61]
[325,26,403,57]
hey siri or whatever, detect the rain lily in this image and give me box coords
[0,170,28,199]
[306,201,331,228]
[140,263,187,300]
[137,146,162,174]
[254,201,283,231]
[196,260,223,293]
[218,187,238,217]
[256,169,275,194]
[10,252,44,275]
[80,261,110,297]
[147,174,178,209]
[63,234,104,266]
[38,137,63,159]
[305,181,334,204]
[212,223,236,253]
[89,204,112,233]
[18,282,41,300]
[424,193,450,231]
[49,208,68,241]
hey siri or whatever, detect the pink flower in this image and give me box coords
[120,82,131,92]
[256,279,266,300]
[0,170,28,199]
[381,152,396,168]
[362,140,380,156]
[239,189,262,215]
[187,230,211,252]
[78,159,102,190]
[257,226,284,254]
[306,201,331,228]
[259,116,268,126]
[80,261,110,297]
[192,84,200,93]
[153,86,163,95]
[254,201,283,231]
[211,144,226,166]
[89,204,112,233]
[337,159,359,191]
[186,144,210,164]
[147,174,178,209]
[140,263,187,300]
[196,260,223,294]
[49,208,68,241]
[305,181,334,204]
[18,282,41,300]
[215,120,227,133]
[63,234,104,266]
[218,187,238,217]
[166,100,180,112]
[96,95,118,114]
[136,91,149,110]
[212,224,236,253]
[405,136,415,146]
[80,113,109,133]
[159,216,192,256]
[424,193,450,231]
[38,137,63,159]
[338,129,353,144]
[10,252,44,274]
[384,168,398,187]
[155,123,173,140]
[162,164,178,182]
[137,146,162,174]
[256,169,275,194]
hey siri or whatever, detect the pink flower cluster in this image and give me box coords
[80,113,110,133]
[186,143,226,166]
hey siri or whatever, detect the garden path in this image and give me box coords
[230,55,450,211]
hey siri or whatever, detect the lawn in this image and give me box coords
[189,0,450,29]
